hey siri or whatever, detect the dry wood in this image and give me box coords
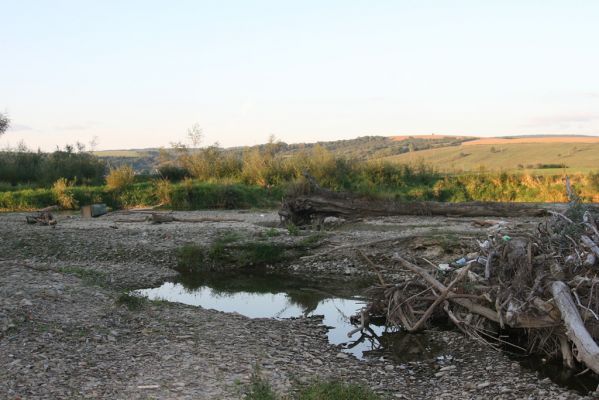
[559,334,576,369]
[282,193,551,226]
[356,249,386,286]
[393,254,501,323]
[583,211,599,238]
[114,214,242,224]
[581,235,599,258]
[353,198,599,372]
[551,281,599,374]
[408,264,472,332]
[485,251,496,280]
[25,206,58,226]
[347,309,369,337]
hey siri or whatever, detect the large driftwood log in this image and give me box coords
[280,193,560,225]
[551,281,599,374]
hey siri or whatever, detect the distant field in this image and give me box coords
[93,150,144,158]
[382,142,599,173]
[391,134,474,141]
[464,136,599,145]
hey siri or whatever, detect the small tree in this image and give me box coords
[187,123,203,147]
[0,113,9,136]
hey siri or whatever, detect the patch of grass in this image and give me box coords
[59,267,107,287]
[265,228,281,237]
[243,241,286,265]
[286,223,300,236]
[298,232,326,249]
[176,234,289,272]
[116,292,146,310]
[296,381,381,400]
[242,377,381,400]
[244,372,278,400]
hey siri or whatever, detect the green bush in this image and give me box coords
[106,165,135,191]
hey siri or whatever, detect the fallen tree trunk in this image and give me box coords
[281,193,560,225]
[551,281,599,375]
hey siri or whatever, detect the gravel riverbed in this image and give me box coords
[0,210,593,399]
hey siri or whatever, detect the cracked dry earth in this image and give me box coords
[0,210,596,399]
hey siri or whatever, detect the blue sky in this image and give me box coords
[1,1,598,150]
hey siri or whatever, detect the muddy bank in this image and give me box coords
[0,211,592,399]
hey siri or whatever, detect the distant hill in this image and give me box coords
[93,135,475,173]
[94,134,599,174]
[383,136,599,173]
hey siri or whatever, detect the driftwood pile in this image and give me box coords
[25,206,58,226]
[355,201,599,374]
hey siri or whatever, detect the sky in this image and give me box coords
[1,0,599,151]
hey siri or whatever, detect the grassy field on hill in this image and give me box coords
[383,142,599,173]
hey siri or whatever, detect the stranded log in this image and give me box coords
[280,192,550,225]
[551,281,599,375]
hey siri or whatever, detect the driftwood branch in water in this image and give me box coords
[551,281,599,375]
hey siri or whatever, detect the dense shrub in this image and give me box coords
[157,164,190,181]
[106,165,135,190]
[52,178,78,209]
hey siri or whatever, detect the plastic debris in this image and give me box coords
[438,263,451,271]
[454,258,467,266]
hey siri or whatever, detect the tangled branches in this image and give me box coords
[357,200,599,374]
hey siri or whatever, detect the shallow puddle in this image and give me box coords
[134,269,443,361]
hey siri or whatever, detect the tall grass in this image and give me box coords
[0,143,597,211]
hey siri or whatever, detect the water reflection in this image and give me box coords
[135,269,383,358]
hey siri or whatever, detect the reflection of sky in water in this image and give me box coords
[135,283,383,358]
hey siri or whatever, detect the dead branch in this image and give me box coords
[551,281,599,374]
[356,249,386,286]
[408,264,472,332]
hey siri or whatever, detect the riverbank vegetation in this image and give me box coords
[0,142,597,211]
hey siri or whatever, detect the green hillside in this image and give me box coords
[382,142,599,173]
